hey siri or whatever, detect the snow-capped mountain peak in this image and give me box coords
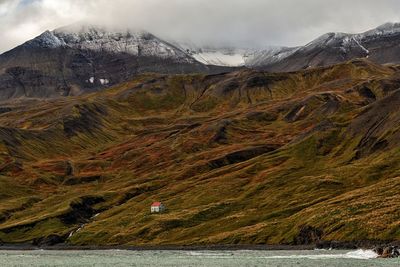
[25,30,66,48]
[23,24,194,63]
[304,32,350,48]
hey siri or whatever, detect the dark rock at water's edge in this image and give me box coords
[32,234,68,247]
[317,240,400,257]
[374,246,400,258]
[293,224,399,256]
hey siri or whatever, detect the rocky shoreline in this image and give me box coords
[316,241,400,258]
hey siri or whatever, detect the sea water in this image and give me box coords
[0,249,399,267]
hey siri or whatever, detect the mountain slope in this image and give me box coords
[0,24,232,101]
[0,59,399,247]
[1,22,399,102]
[173,43,249,67]
[173,22,400,72]
[258,22,400,72]
[175,43,299,68]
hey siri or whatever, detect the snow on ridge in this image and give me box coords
[25,30,66,48]
[301,32,370,56]
[20,21,400,68]
[358,22,400,39]
[244,46,300,67]
[304,22,400,51]
[300,22,400,55]
[303,32,353,50]
[26,24,193,63]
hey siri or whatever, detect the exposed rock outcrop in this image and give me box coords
[374,246,400,258]
[293,225,323,245]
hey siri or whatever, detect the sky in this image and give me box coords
[1,0,400,53]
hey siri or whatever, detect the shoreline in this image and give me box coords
[0,244,317,251]
[0,240,398,251]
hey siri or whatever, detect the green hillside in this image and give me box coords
[0,59,399,247]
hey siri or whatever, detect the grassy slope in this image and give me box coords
[0,59,399,246]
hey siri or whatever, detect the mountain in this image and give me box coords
[173,42,249,67]
[174,42,299,68]
[257,22,400,71]
[175,22,400,72]
[1,22,400,101]
[244,46,300,67]
[0,24,232,101]
[0,58,400,247]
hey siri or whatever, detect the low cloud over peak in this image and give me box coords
[1,0,400,53]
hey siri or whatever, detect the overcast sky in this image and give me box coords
[1,0,400,53]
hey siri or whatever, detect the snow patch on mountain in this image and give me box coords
[99,78,109,85]
[175,42,298,67]
[174,43,248,66]
[191,51,246,67]
[351,37,369,54]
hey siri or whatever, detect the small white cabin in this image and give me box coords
[151,202,166,213]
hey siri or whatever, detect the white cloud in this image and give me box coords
[1,0,400,53]
[0,0,88,52]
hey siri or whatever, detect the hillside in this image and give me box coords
[0,59,399,247]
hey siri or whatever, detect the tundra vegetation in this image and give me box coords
[0,59,399,247]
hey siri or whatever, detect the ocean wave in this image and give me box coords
[185,249,378,260]
[344,249,378,259]
[261,249,378,260]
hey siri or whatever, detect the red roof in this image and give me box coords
[151,202,162,207]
